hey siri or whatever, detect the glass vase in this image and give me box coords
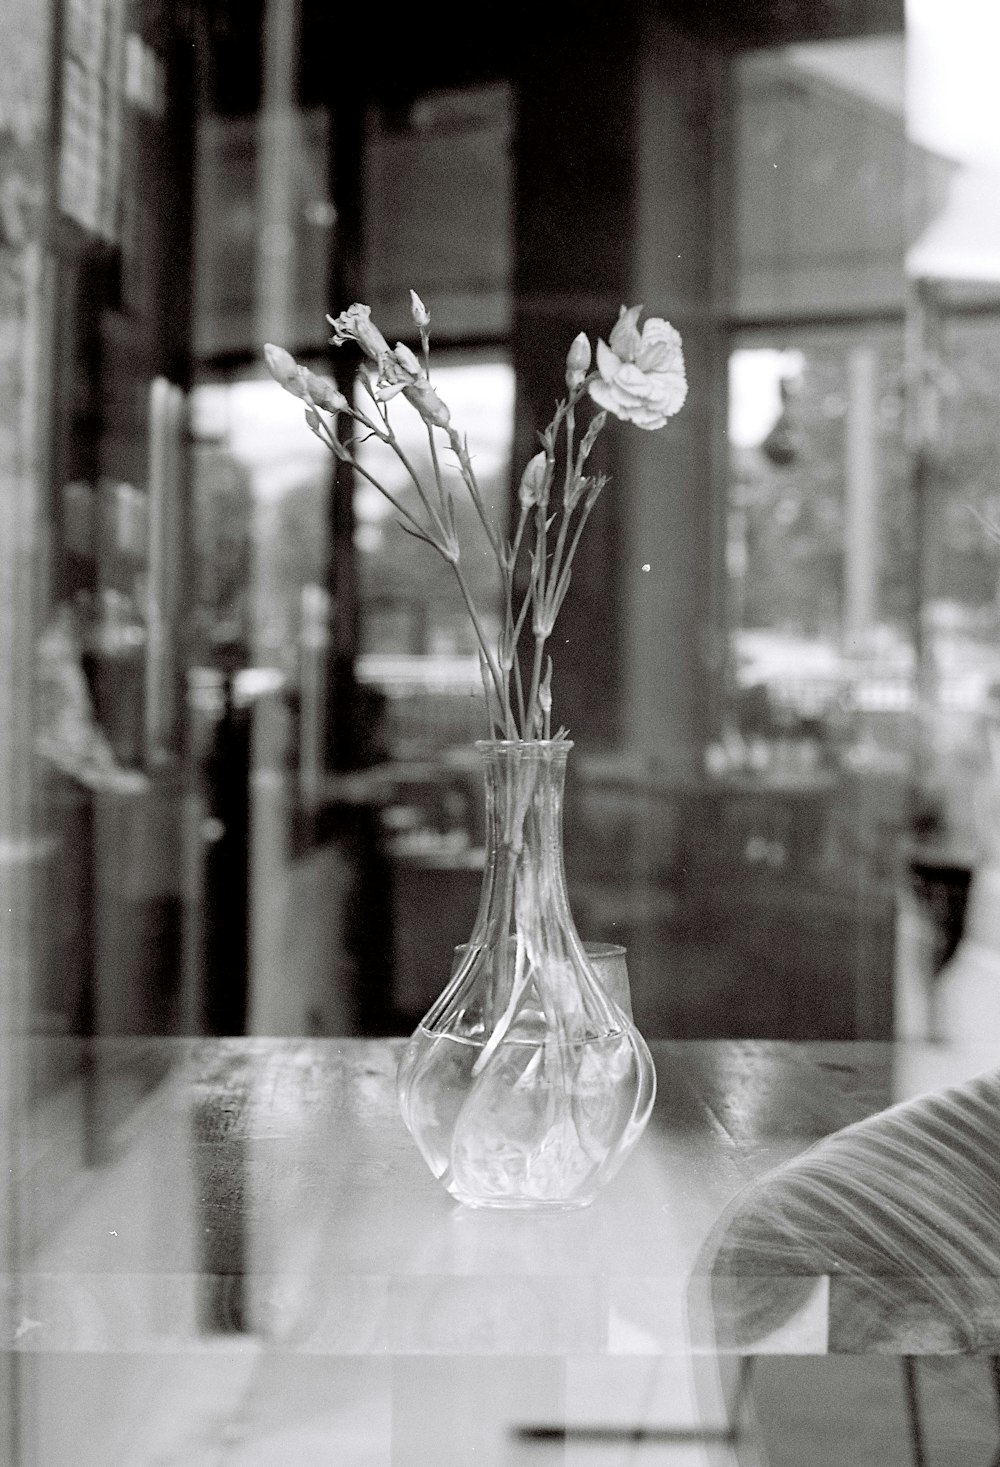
[396,739,657,1210]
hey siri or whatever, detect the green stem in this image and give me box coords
[384,429,453,551]
[451,560,511,733]
[542,403,577,617]
[448,428,505,571]
[425,422,450,520]
[347,453,436,544]
[314,416,437,547]
[562,404,576,507]
[550,484,603,614]
[545,499,576,621]
[526,633,546,739]
[513,645,526,735]
[503,502,531,736]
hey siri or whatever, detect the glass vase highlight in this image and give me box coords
[396,739,656,1209]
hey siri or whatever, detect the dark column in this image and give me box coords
[512,4,640,750]
[512,4,727,765]
[623,16,731,775]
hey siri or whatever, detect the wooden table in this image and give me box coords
[9,1037,1000,1465]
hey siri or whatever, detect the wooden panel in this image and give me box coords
[733,54,909,319]
[361,85,512,342]
[192,109,333,360]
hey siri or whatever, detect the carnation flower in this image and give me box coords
[327,303,391,362]
[266,294,686,741]
[376,342,450,426]
[588,305,687,430]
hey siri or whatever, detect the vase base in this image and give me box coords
[450,1193,595,1212]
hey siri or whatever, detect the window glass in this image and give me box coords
[352,355,514,756]
[718,328,911,785]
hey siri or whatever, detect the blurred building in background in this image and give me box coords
[10,0,1000,1456]
[6,0,1000,1136]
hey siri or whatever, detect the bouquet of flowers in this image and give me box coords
[264,292,686,737]
[266,294,688,1205]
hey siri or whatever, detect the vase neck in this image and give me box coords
[473,740,575,944]
[481,738,569,840]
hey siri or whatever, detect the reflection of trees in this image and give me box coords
[735,324,1000,647]
[250,472,332,669]
[192,445,254,653]
[194,450,333,667]
[733,342,912,638]
[938,319,1000,617]
[270,474,328,605]
[355,441,503,656]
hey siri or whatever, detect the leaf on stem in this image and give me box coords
[396,520,440,551]
[478,649,505,736]
[548,567,571,624]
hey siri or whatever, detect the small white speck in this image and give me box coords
[773,163,778,169]
[109,1229,117,1236]
[641,563,651,573]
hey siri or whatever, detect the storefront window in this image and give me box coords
[719,328,911,783]
[352,354,514,756]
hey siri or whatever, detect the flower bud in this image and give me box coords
[565,332,592,389]
[392,341,422,378]
[264,343,308,399]
[538,657,553,715]
[585,473,608,509]
[410,290,431,329]
[573,410,607,483]
[326,303,390,363]
[302,368,349,414]
[403,381,451,428]
[518,450,548,509]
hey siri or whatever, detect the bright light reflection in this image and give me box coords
[728,349,805,449]
[907,0,1000,164]
[353,361,515,525]
[193,377,330,503]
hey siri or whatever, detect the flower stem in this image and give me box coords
[383,427,454,551]
[549,482,604,614]
[451,560,512,733]
[315,418,436,545]
[562,404,576,507]
[526,633,547,738]
[503,502,531,737]
[425,422,451,521]
[448,428,505,571]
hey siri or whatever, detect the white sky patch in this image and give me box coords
[193,377,330,504]
[907,0,1000,165]
[906,0,1000,283]
[192,360,516,513]
[728,349,805,450]
[355,361,515,519]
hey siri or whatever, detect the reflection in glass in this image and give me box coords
[695,1065,1000,1354]
[353,357,514,759]
[722,333,913,779]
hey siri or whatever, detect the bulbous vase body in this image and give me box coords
[396,740,656,1209]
